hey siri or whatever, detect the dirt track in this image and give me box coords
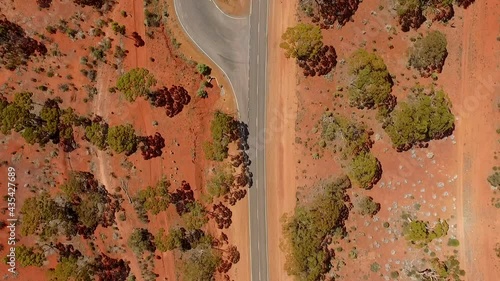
[266,0,298,280]
[455,0,500,279]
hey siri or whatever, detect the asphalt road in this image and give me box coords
[174,0,269,280]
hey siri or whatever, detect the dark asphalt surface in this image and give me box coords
[174,0,269,280]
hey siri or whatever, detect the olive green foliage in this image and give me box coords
[282,176,351,281]
[447,238,460,247]
[182,202,209,231]
[17,245,45,267]
[111,22,126,35]
[357,196,381,217]
[85,122,108,149]
[207,166,235,199]
[349,152,381,189]
[396,0,422,16]
[408,255,465,281]
[409,31,448,75]
[107,124,137,154]
[487,171,500,187]
[321,113,381,189]
[321,113,372,156]
[155,227,183,252]
[203,111,238,161]
[196,63,212,76]
[180,245,222,281]
[280,23,323,60]
[385,88,454,150]
[59,172,111,231]
[155,227,213,252]
[116,68,157,102]
[403,219,449,246]
[128,228,156,255]
[48,256,92,281]
[20,192,65,239]
[135,178,171,215]
[348,49,393,110]
[0,92,35,134]
[144,10,161,27]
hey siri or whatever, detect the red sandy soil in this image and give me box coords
[266,1,298,281]
[215,0,251,17]
[164,0,251,280]
[0,0,244,280]
[452,0,500,279]
[268,0,499,280]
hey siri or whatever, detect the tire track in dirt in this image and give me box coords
[455,0,500,280]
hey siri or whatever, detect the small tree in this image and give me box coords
[207,166,235,199]
[280,23,323,60]
[155,228,184,252]
[357,196,381,217]
[180,246,222,281]
[348,49,393,110]
[488,171,500,187]
[17,245,45,267]
[85,122,108,150]
[409,31,448,76]
[116,68,157,102]
[349,152,381,189]
[196,63,212,76]
[385,88,454,151]
[182,202,209,231]
[128,228,156,255]
[106,124,137,155]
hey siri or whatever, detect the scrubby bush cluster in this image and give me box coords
[347,49,395,114]
[116,68,157,102]
[409,31,448,77]
[403,219,449,247]
[321,113,381,189]
[20,171,120,240]
[280,23,337,77]
[0,16,47,70]
[0,93,82,152]
[384,87,455,151]
[299,0,360,28]
[396,0,474,31]
[203,111,240,161]
[282,176,351,281]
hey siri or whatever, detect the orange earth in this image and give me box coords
[0,0,249,280]
[267,0,499,280]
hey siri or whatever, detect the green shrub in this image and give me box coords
[385,88,454,151]
[357,196,381,216]
[447,238,460,247]
[196,63,212,76]
[282,176,351,281]
[409,31,448,76]
[348,49,393,110]
[116,68,157,102]
[280,23,323,60]
[349,152,381,189]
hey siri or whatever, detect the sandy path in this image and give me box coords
[455,0,500,279]
[266,0,298,280]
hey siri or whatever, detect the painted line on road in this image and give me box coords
[210,0,249,20]
[173,0,246,120]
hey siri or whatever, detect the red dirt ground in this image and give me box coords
[268,0,499,280]
[0,0,244,280]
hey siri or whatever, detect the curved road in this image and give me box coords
[174,0,269,280]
